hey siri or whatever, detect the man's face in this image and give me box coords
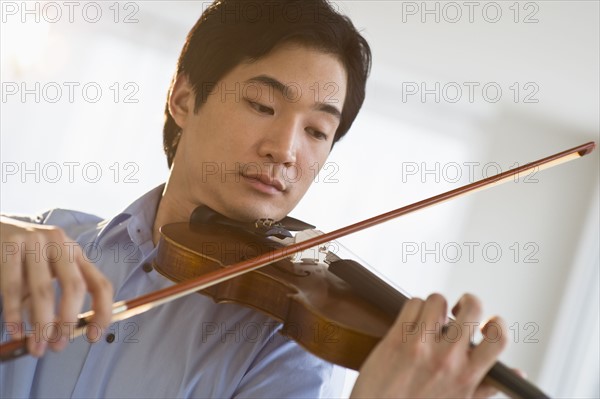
[169,44,348,222]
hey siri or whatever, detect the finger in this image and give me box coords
[398,297,424,322]
[75,248,113,341]
[419,293,447,343]
[451,293,482,347]
[24,235,55,356]
[49,239,87,351]
[470,316,508,375]
[0,240,24,341]
[389,298,424,344]
[471,379,500,398]
[512,368,527,379]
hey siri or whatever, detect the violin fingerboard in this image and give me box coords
[329,261,550,398]
[328,259,410,317]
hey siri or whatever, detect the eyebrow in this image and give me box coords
[244,75,342,120]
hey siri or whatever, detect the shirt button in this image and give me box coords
[106,333,115,343]
[142,262,153,273]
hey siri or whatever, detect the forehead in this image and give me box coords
[224,43,348,105]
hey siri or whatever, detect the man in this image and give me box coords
[0,0,506,397]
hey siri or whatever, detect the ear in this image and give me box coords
[168,73,195,129]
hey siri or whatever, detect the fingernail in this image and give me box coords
[451,302,460,316]
[34,341,47,357]
[53,336,68,351]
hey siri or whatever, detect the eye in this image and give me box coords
[246,99,274,115]
[305,127,328,141]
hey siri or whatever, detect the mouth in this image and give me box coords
[241,172,286,194]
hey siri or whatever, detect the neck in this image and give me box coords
[152,181,196,245]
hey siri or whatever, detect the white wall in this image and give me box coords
[2,1,598,397]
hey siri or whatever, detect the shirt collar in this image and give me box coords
[97,184,165,254]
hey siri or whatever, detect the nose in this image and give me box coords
[257,116,299,166]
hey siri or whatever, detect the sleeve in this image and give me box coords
[0,211,50,224]
[1,209,103,239]
[231,332,346,399]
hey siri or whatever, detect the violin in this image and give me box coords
[154,208,546,398]
[1,142,596,398]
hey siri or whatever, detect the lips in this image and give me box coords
[242,172,286,192]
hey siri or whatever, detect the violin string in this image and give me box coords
[0,142,595,362]
[78,142,596,335]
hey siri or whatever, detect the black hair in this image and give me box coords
[163,0,371,167]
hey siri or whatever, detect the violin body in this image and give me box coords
[154,212,552,398]
[154,222,393,370]
[1,144,594,397]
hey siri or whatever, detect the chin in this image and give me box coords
[242,206,288,222]
[212,202,288,223]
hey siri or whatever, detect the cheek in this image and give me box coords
[296,151,330,188]
[188,113,246,154]
[283,165,304,183]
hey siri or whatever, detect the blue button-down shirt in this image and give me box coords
[0,185,344,398]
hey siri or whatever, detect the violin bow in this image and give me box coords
[1,142,596,395]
